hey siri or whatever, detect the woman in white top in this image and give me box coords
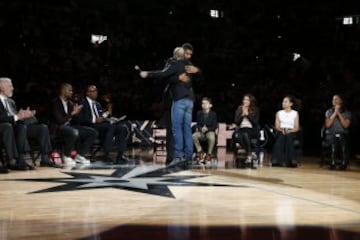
[271,95,301,167]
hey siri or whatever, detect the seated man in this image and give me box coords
[76,85,129,163]
[50,83,98,165]
[325,94,351,170]
[0,77,54,170]
[192,97,218,164]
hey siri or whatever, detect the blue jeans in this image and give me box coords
[171,98,194,160]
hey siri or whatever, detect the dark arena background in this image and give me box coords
[1,0,360,239]
[1,0,360,155]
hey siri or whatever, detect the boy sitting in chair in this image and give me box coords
[192,97,218,164]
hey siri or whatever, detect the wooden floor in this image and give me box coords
[1,147,360,240]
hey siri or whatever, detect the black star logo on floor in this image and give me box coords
[9,165,247,198]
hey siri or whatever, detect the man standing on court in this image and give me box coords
[158,43,200,164]
[140,46,198,166]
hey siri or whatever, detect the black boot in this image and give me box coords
[290,160,298,168]
[330,145,336,170]
[165,158,172,165]
[103,152,113,162]
[339,159,348,170]
[329,162,336,170]
[115,152,129,164]
[339,142,348,170]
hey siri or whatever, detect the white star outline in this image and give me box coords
[14,165,245,198]
[62,166,198,190]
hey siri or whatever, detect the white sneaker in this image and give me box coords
[75,154,91,164]
[63,156,76,166]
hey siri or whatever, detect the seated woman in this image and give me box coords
[271,95,301,167]
[232,94,260,168]
[325,94,351,170]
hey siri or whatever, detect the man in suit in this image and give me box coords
[50,83,98,165]
[0,77,54,170]
[76,85,129,163]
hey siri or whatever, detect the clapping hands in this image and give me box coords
[71,104,83,116]
[17,107,36,120]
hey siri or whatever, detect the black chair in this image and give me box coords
[152,126,168,162]
[23,138,43,166]
[0,138,40,167]
[320,126,331,167]
[320,126,350,170]
[90,138,103,160]
[0,144,6,168]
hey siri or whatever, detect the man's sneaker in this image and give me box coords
[168,157,185,167]
[63,156,76,166]
[75,154,91,164]
[167,158,187,172]
[115,155,130,165]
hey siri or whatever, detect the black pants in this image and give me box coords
[92,122,128,154]
[329,134,349,166]
[232,127,259,154]
[15,123,52,163]
[57,125,98,156]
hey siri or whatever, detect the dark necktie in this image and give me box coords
[4,99,15,116]
[92,102,99,118]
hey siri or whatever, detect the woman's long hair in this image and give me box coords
[238,93,258,116]
[333,94,347,112]
[285,95,302,112]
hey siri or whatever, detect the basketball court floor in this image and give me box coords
[1,147,360,240]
